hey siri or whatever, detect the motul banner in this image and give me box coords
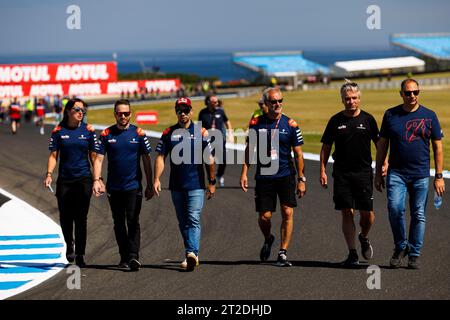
[0,79,180,98]
[135,111,158,124]
[0,61,117,84]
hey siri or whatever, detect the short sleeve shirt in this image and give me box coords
[156,122,212,191]
[49,123,99,180]
[321,110,379,172]
[379,104,443,178]
[248,114,303,180]
[97,124,151,191]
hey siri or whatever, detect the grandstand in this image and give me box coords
[391,33,450,71]
[332,56,425,77]
[233,51,329,88]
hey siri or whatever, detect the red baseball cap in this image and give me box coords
[175,97,192,109]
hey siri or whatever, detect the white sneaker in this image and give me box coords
[218,176,225,187]
[40,127,44,135]
[186,252,199,271]
[180,259,187,269]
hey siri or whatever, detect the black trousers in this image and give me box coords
[56,176,92,255]
[107,189,142,261]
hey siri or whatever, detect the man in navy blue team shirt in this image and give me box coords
[153,97,216,272]
[93,99,153,271]
[375,79,445,269]
[198,95,233,187]
[240,87,306,267]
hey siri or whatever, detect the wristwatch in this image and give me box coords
[209,178,217,185]
[435,173,443,179]
[297,176,307,183]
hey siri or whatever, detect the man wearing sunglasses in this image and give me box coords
[240,87,306,267]
[375,79,445,269]
[153,97,215,271]
[93,99,153,271]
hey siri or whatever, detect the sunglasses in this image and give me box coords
[72,107,86,114]
[116,111,131,117]
[176,108,191,115]
[403,90,420,97]
[269,99,283,105]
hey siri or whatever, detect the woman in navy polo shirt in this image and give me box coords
[44,98,100,267]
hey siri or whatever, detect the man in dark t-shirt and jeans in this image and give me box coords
[320,81,382,267]
[375,79,445,270]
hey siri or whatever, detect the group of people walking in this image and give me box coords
[44,79,445,272]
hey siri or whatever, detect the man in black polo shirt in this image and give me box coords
[320,81,383,267]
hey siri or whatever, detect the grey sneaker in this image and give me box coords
[276,250,292,267]
[407,256,420,269]
[260,234,275,262]
[358,233,373,260]
[390,246,409,268]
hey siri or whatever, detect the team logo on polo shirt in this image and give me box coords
[108,139,117,143]
[338,125,346,130]
[61,135,70,139]
[130,138,139,144]
[357,124,366,130]
[78,134,88,140]
[280,128,288,134]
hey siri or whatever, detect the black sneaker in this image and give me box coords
[129,258,141,271]
[390,246,409,268]
[407,256,420,270]
[358,233,373,260]
[66,243,75,263]
[118,261,130,270]
[75,255,86,268]
[341,250,359,268]
[276,250,292,267]
[260,234,275,262]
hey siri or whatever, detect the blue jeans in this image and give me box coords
[386,172,429,256]
[171,189,205,256]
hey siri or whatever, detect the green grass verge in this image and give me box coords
[87,88,450,168]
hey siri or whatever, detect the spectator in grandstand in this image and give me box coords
[198,95,233,187]
[153,97,215,271]
[240,87,306,267]
[375,79,445,270]
[44,98,99,267]
[92,99,153,272]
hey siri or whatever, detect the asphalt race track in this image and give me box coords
[1,122,449,300]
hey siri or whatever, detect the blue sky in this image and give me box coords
[0,0,449,55]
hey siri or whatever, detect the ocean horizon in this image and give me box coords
[0,47,416,82]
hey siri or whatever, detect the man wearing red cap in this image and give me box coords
[153,97,216,271]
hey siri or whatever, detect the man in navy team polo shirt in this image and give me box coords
[240,87,306,267]
[375,79,445,270]
[93,99,153,271]
[153,97,216,272]
[198,95,233,187]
